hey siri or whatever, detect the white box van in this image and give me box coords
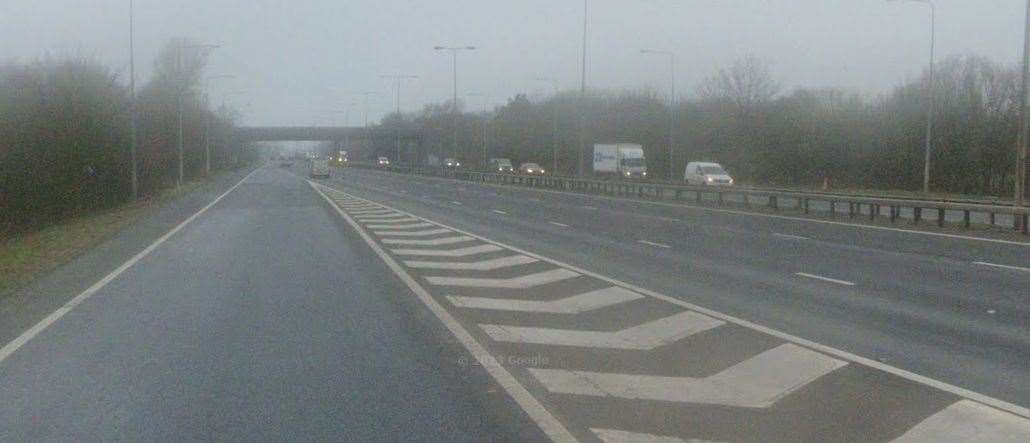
[684,162,733,186]
[310,157,330,178]
[593,144,647,178]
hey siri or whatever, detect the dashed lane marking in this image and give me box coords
[529,343,847,408]
[480,310,724,349]
[638,240,672,249]
[447,286,642,314]
[772,233,809,240]
[795,272,856,286]
[493,209,508,215]
[549,221,570,228]
[405,255,538,271]
[972,261,1030,272]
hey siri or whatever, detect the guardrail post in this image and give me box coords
[848,203,855,218]
[1022,214,1028,235]
[769,195,778,210]
[830,201,836,217]
[803,197,810,214]
[963,210,971,228]
[696,190,703,203]
[743,194,750,208]
[717,192,724,205]
[913,207,922,225]
[937,208,945,227]
[989,212,995,226]
[890,206,898,223]
[869,204,876,221]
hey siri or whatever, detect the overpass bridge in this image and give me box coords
[235,126,419,143]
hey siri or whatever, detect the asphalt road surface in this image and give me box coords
[1,163,1027,442]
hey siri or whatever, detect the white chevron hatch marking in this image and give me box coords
[529,344,846,408]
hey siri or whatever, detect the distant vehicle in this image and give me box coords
[519,162,546,175]
[489,158,514,173]
[377,156,391,167]
[309,157,330,178]
[278,155,293,167]
[335,150,349,165]
[685,162,734,186]
[444,158,462,169]
[593,143,647,179]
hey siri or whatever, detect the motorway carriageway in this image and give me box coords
[326,166,1029,410]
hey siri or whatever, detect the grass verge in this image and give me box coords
[0,179,207,297]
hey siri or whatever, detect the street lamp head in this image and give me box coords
[434,46,445,50]
[465,46,476,50]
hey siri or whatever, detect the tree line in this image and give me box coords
[0,39,251,233]
[371,54,1027,198]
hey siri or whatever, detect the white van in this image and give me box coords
[684,162,733,186]
[310,157,330,178]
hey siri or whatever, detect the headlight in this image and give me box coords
[624,171,631,176]
[706,177,713,182]
[728,178,734,184]
[642,171,647,176]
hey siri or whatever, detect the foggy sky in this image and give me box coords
[3,1,1027,126]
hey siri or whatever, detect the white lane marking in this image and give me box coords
[492,209,508,215]
[795,272,856,286]
[448,286,643,314]
[549,221,570,228]
[773,233,809,240]
[357,217,420,224]
[425,268,579,289]
[638,240,671,249]
[381,236,476,246]
[451,201,462,205]
[391,244,503,257]
[349,209,396,216]
[353,213,408,220]
[320,185,1030,421]
[397,171,1030,247]
[0,167,262,366]
[482,310,723,350]
[892,400,1030,443]
[405,255,538,270]
[307,183,576,442]
[373,228,453,237]
[582,206,598,210]
[530,343,846,408]
[973,261,1030,272]
[592,429,721,443]
[366,222,435,230]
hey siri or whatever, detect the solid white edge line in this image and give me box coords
[308,181,577,442]
[0,166,262,365]
[973,261,1030,272]
[323,184,1030,421]
[795,272,856,286]
[381,170,1029,247]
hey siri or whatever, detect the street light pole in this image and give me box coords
[128,0,138,200]
[642,49,676,181]
[537,77,561,174]
[204,75,234,176]
[382,74,418,165]
[176,43,219,188]
[578,0,589,177]
[1016,0,1030,213]
[891,0,936,193]
[435,46,476,159]
[467,92,491,167]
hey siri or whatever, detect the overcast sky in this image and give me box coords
[3,1,1027,126]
